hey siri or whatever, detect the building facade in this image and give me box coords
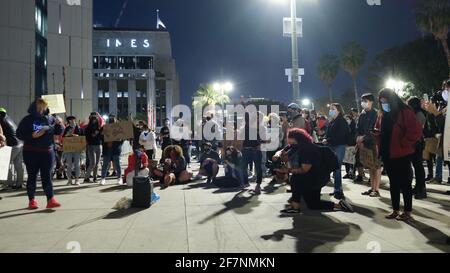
[0,0,93,122]
[92,28,180,129]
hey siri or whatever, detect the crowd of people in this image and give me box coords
[1,79,450,223]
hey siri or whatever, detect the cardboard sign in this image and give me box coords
[42,94,66,114]
[342,147,356,165]
[63,136,87,153]
[0,146,12,180]
[103,121,134,142]
[359,147,378,170]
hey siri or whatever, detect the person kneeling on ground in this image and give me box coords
[193,142,221,183]
[158,145,192,189]
[124,146,150,187]
[273,128,354,215]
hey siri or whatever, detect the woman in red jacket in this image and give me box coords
[375,88,422,221]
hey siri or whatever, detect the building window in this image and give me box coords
[136,57,153,69]
[117,80,129,119]
[118,57,136,70]
[98,80,109,114]
[35,0,48,97]
[136,80,148,115]
[98,56,117,69]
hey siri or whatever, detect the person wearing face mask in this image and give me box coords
[273,129,354,214]
[343,114,357,180]
[62,116,83,186]
[84,113,104,183]
[100,115,124,186]
[356,93,382,197]
[16,99,64,210]
[139,124,157,160]
[287,103,306,130]
[193,142,221,183]
[374,88,422,221]
[160,118,172,152]
[323,103,350,200]
[425,80,450,195]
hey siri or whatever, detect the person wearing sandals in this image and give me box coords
[273,128,354,215]
[375,89,422,222]
[158,145,192,188]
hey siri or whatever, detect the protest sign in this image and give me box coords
[42,94,66,114]
[342,147,356,165]
[63,136,87,153]
[103,121,134,142]
[0,146,12,180]
[359,147,378,170]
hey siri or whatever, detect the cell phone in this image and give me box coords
[423,94,429,102]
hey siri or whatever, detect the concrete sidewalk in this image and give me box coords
[0,162,449,253]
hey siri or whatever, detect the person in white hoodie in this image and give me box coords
[139,124,157,160]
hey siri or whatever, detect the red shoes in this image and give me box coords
[46,197,61,209]
[28,199,39,210]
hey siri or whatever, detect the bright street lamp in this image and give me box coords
[212,81,234,119]
[385,78,406,97]
[302,98,314,110]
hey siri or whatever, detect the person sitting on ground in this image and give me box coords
[273,128,354,215]
[193,142,221,183]
[124,146,150,187]
[222,146,248,188]
[158,145,192,188]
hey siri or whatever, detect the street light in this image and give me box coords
[385,78,406,97]
[302,98,315,110]
[212,81,234,119]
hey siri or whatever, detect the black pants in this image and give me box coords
[291,175,334,211]
[426,154,435,178]
[23,150,55,201]
[344,163,353,175]
[384,156,413,212]
[145,149,154,160]
[412,145,426,191]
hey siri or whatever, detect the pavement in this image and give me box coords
[0,158,449,253]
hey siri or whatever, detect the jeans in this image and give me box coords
[64,152,81,178]
[101,155,121,179]
[85,145,101,179]
[23,150,55,201]
[384,156,413,212]
[242,147,262,185]
[7,145,24,187]
[331,145,346,193]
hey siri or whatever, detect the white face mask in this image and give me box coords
[443,90,450,102]
[361,102,369,110]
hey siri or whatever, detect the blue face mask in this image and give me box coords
[329,110,338,118]
[382,103,391,113]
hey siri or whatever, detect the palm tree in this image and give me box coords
[341,42,367,112]
[192,84,231,108]
[317,54,340,103]
[415,0,450,77]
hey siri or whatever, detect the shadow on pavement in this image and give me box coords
[261,212,363,253]
[198,190,261,224]
[99,185,129,193]
[405,219,450,252]
[104,208,147,219]
[0,209,56,220]
[5,185,92,198]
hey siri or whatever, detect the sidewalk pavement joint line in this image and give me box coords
[183,190,190,253]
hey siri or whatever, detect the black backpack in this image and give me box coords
[315,144,340,188]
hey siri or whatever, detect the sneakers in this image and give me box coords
[28,199,39,210]
[354,176,363,183]
[339,200,354,213]
[333,191,345,200]
[117,178,123,185]
[46,197,61,209]
[254,184,261,195]
[280,207,301,214]
[414,191,427,199]
[100,179,106,186]
[361,189,373,196]
[74,179,80,186]
[385,211,400,219]
[396,213,414,222]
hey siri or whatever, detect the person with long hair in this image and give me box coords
[16,98,64,209]
[158,145,192,188]
[100,115,123,186]
[273,129,353,214]
[323,103,350,200]
[407,97,427,199]
[375,88,422,221]
[84,112,103,183]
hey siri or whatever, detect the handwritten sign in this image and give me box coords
[342,147,356,165]
[0,146,12,180]
[103,121,134,142]
[63,136,87,153]
[42,94,66,114]
[359,147,378,170]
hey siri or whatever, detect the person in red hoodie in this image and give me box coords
[375,88,422,221]
[124,147,150,186]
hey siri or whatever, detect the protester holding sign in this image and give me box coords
[16,99,64,210]
[100,115,124,186]
[63,116,83,186]
[375,89,422,222]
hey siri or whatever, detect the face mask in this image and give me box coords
[361,102,369,110]
[346,119,351,125]
[442,90,449,102]
[329,110,338,118]
[382,103,391,113]
[302,114,307,119]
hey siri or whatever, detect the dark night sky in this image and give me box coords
[94,0,421,106]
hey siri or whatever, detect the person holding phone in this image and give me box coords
[16,98,64,210]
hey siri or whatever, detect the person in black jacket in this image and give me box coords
[423,111,438,181]
[0,108,24,189]
[84,113,102,183]
[100,115,123,186]
[323,103,350,200]
[343,113,357,180]
[16,99,64,210]
[63,116,83,186]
